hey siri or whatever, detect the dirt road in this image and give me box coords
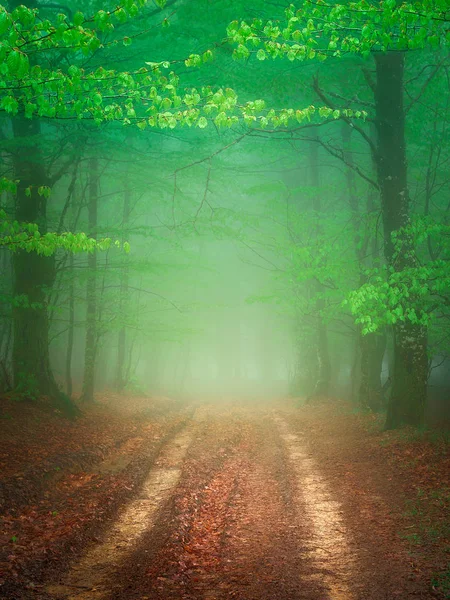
[30,401,440,600]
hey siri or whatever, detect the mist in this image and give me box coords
[1,2,450,598]
[1,1,449,424]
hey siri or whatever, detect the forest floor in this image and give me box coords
[0,396,449,600]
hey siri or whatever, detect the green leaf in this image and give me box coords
[1,95,19,115]
[7,50,21,75]
[0,10,11,36]
[185,54,202,68]
[68,65,80,78]
[73,11,84,26]
[256,48,266,60]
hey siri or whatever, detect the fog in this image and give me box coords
[2,4,450,598]
[45,136,300,401]
[1,0,449,431]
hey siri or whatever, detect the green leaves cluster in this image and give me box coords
[0,2,371,129]
[346,220,450,333]
[227,0,449,61]
[0,2,223,128]
[0,209,128,256]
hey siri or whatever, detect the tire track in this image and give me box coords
[274,414,358,600]
[46,411,202,600]
[134,407,327,600]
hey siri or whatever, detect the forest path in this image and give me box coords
[45,402,433,600]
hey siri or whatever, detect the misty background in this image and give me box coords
[1,0,449,427]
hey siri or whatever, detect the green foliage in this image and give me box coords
[346,220,450,333]
[0,2,370,130]
[0,2,220,127]
[1,0,448,405]
[0,208,119,256]
[224,1,449,343]
[227,1,449,61]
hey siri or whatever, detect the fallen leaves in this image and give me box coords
[0,394,188,591]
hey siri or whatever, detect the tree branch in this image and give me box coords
[313,74,378,159]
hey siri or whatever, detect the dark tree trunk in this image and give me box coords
[8,0,78,415]
[374,52,428,428]
[0,232,12,392]
[359,332,387,411]
[116,328,126,392]
[64,178,81,399]
[11,117,78,415]
[80,158,99,403]
[0,321,12,392]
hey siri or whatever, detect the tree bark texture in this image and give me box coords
[374,52,428,428]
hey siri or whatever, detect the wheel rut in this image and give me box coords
[108,405,329,600]
[46,410,203,599]
[43,403,430,600]
[274,413,358,600]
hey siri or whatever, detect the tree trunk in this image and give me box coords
[342,122,387,410]
[11,117,78,415]
[64,178,81,399]
[0,227,12,392]
[115,183,131,392]
[8,0,78,415]
[309,140,331,399]
[80,158,99,403]
[350,330,361,403]
[311,320,331,397]
[65,253,75,398]
[359,332,386,411]
[374,52,428,428]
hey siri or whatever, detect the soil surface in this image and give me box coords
[1,397,449,599]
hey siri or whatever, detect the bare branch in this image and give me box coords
[313,75,378,158]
